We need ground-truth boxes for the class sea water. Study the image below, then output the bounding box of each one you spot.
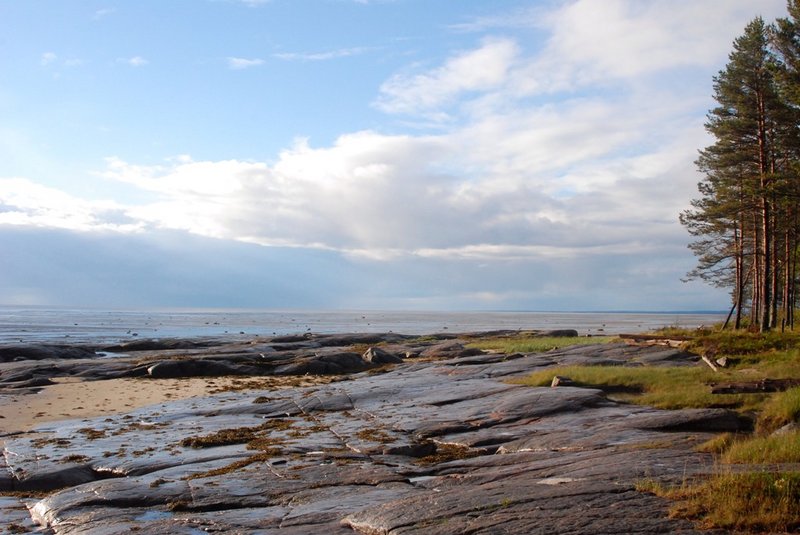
[0,306,726,346]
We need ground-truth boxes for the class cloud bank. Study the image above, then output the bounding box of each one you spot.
[2,0,771,309]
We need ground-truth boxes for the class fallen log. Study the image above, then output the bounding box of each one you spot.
[619,334,689,348]
[700,355,719,372]
[710,378,800,394]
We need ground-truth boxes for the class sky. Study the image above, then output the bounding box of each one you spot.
[0,0,789,311]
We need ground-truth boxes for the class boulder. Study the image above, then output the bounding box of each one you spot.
[542,329,580,337]
[623,408,747,432]
[772,421,800,436]
[101,339,221,352]
[274,352,370,375]
[146,359,244,378]
[0,345,97,362]
[419,341,484,359]
[363,347,403,364]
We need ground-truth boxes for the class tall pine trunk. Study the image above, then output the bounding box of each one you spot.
[757,89,772,332]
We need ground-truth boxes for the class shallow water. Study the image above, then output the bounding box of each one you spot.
[0,306,726,345]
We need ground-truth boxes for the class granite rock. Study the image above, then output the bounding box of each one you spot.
[0,335,732,534]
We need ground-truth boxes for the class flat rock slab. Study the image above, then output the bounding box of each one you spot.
[0,338,737,533]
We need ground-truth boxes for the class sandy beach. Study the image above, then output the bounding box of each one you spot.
[0,375,336,438]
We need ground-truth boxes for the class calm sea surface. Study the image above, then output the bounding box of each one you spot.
[0,307,726,346]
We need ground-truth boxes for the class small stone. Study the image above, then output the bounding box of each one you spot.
[551,376,575,387]
[772,421,800,436]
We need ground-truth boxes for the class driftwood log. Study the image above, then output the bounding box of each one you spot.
[700,355,719,372]
[711,378,800,394]
[619,334,690,348]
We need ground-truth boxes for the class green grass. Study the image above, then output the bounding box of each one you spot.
[513,364,766,410]
[514,327,800,532]
[467,335,614,354]
[695,432,737,454]
[722,430,800,464]
[680,329,800,357]
[641,471,800,532]
[757,386,800,434]
[511,326,800,413]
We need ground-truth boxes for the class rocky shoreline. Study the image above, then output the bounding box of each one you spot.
[0,331,744,534]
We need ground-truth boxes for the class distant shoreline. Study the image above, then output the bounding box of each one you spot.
[0,308,726,346]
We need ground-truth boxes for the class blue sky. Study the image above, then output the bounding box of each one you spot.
[0,0,788,311]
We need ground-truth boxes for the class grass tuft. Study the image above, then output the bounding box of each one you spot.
[695,433,737,455]
[467,335,614,354]
[513,364,763,410]
[722,430,800,464]
[530,326,800,532]
[644,472,800,533]
[684,330,800,356]
[756,386,800,435]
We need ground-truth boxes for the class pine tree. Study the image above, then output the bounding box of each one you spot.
[771,0,800,329]
[683,17,788,332]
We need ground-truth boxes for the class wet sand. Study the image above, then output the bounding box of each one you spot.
[0,375,335,437]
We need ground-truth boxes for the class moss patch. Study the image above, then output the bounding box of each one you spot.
[186,450,284,480]
[415,443,482,465]
[77,428,107,440]
[58,454,90,464]
[209,375,342,395]
[181,418,294,449]
[355,428,394,443]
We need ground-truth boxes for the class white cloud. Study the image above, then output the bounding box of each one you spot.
[41,54,84,70]
[541,1,731,78]
[103,155,260,197]
[119,56,148,67]
[9,18,704,265]
[273,47,371,62]
[448,7,542,33]
[79,104,691,261]
[93,8,115,20]
[7,1,783,273]
[40,52,57,66]
[510,0,788,94]
[374,38,519,118]
[0,178,142,233]
[226,57,265,70]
